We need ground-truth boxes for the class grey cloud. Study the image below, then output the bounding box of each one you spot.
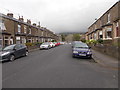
[0,0,118,33]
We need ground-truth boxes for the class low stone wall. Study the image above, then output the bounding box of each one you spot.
[27,45,40,51]
[90,44,120,60]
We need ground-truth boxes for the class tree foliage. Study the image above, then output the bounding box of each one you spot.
[73,34,81,41]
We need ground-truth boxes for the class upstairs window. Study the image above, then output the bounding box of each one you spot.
[107,13,110,23]
[29,28,31,34]
[41,31,43,36]
[116,22,119,37]
[0,21,6,31]
[100,19,102,26]
[24,26,27,34]
[18,24,21,33]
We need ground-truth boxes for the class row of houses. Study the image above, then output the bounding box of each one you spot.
[85,1,120,42]
[0,13,60,47]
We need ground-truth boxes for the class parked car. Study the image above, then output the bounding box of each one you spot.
[72,43,92,58]
[49,42,55,47]
[60,42,65,45]
[40,42,51,50]
[0,44,28,62]
[72,41,83,48]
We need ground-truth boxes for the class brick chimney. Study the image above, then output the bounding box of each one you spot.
[27,19,31,24]
[33,23,36,26]
[37,25,40,28]
[7,13,13,18]
[19,16,24,21]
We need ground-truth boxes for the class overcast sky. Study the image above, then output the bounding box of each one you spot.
[0,0,118,33]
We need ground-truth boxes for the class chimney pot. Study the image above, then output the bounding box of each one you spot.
[27,19,31,24]
[7,13,13,18]
[33,23,36,26]
[19,16,24,21]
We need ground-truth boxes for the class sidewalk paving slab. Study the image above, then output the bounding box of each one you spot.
[92,49,119,69]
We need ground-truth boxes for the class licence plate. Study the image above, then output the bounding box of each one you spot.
[79,54,86,56]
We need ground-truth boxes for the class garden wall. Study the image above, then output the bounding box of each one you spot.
[90,38,120,60]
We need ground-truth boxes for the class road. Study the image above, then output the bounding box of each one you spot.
[2,44,118,88]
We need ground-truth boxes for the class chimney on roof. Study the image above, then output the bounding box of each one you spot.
[19,16,24,22]
[27,19,31,24]
[33,23,36,26]
[7,13,13,18]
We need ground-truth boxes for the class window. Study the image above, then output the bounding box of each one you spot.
[116,22,119,37]
[16,37,21,44]
[100,20,102,26]
[29,28,31,34]
[0,21,6,30]
[24,26,27,34]
[106,28,112,39]
[107,13,110,23]
[41,31,43,36]
[94,33,97,40]
[99,31,103,39]
[18,25,21,33]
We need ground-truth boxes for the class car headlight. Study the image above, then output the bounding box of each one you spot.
[73,51,78,54]
[87,51,92,54]
[1,52,10,56]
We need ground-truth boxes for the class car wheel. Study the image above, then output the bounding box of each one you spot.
[72,55,75,58]
[88,55,92,59]
[25,51,29,56]
[10,55,15,61]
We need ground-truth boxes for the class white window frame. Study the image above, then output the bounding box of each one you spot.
[106,28,112,39]
[29,28,31,34]
[107,13,110,23]
[0,21,6,31]
[24,26,27,34]
[18,25,21,33]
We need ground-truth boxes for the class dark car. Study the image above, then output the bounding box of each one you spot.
[72,41,83,48]
[0,44,28,62]
[72,43,92,58]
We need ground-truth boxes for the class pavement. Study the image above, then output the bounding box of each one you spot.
[2,44,118,88]
[92,49,119,70]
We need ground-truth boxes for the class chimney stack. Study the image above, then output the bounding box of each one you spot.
[33,23,36,26]
[19,16,24,21]
[27,19,31,24]
[7,13,13,18]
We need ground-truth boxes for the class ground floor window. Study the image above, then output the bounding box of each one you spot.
[99,31,103,39]
[22,37,26,44]
[16,37,21,44]
[106,28,112,39]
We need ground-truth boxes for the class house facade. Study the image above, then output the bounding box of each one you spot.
[0,13,59,47]
[86,1,120,42]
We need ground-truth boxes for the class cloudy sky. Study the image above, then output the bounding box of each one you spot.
[0,0,118,33]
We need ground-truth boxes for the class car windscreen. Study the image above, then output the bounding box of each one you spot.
[74,43,89,49]
[3,45,15,51]
[42,43,49,45]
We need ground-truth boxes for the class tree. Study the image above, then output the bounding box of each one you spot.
[73,34,81,41]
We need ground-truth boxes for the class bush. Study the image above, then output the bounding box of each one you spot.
[25,43,34,46]
[97,39,103,44]
[81,39,86,43]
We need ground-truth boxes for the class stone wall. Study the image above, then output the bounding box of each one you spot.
[90,38,120,60]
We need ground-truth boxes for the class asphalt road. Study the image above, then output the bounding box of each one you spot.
[2,44,118,88]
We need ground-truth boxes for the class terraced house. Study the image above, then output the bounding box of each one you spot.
[86,1,120,42]
[0,13,59,47]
